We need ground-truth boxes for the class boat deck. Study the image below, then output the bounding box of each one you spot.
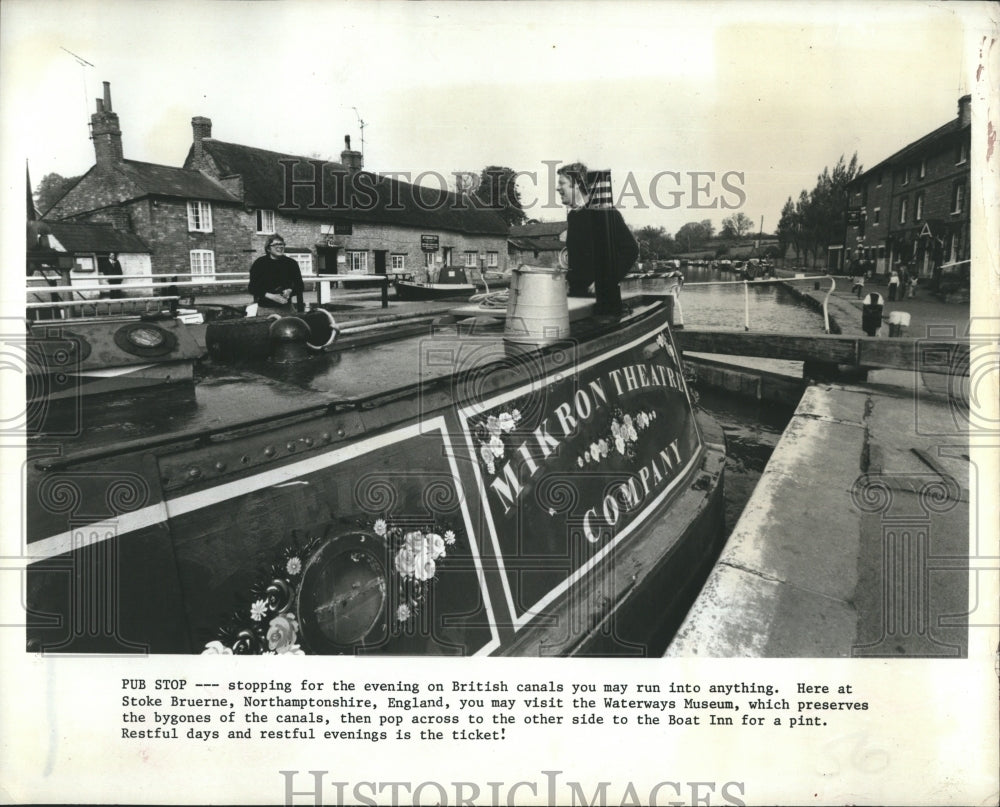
[29,296,666,460]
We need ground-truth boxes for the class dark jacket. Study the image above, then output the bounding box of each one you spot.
[565,207,639,314]
[249,255,305,311]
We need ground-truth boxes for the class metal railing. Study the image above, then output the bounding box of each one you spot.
[25,272,392,318]
[650,274,836,333]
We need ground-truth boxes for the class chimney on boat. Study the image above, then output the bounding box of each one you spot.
[340,135,363,174]
[91,81,123,167]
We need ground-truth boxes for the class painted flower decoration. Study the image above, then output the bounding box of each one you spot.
[373,518,388,537]
[396,604,412,622]
[443,530,456,546]
[202,640,233,655]
[250,599,268,622]
[285,556,302,576]
[266,612,299,652]
[474,406,523,475]
[480,445,496,474]
[582,408,657,466]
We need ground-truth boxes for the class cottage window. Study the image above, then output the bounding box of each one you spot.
[464,251,478,268]
[255,210,275,234]
[187,201,213,232]
[347,250,368,273]
[918,159,926,179]
[956,141,968,165]
[876,172,882,187]
[391,254,406,272]
[915,192,924,221]
[287,250,313,276]
[899,198,907,225]
[901,166,910,186]
[873,207,881,225]
[487,251,498,268]
[190,249,215,278]
[952,183,965,214]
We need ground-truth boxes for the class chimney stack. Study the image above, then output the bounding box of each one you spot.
[340,134,363,174]
[91,81,123,167]
[191,116,213,167]
[958,94,971,128]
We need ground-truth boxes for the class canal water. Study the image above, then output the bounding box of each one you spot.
[628,266,828,534]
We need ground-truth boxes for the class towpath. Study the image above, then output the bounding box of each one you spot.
[668,284,980,658]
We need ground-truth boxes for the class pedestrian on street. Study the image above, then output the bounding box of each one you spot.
[849,254,865,298]
[556,161,639,319]
[248,234,305,314]
[104,252,124,299]
[887,264,901,302]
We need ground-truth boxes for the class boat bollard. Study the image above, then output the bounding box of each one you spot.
[887,310,910,338]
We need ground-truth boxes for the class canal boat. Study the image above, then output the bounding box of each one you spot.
[25,294,726,657]
[394,266,478,301]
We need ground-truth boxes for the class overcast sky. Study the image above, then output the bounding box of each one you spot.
[1,0,988,235]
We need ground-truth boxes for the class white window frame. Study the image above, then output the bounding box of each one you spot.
[286,250,313,276]
[390,254,406,272]
[189,249,215,279]
[347,250,368,273]
[464,251,478,268]
[901,166,910,186]
[486,251,498,268]
[952,183,965,215]
[899,198,907,225]
[873,207,881,225]
[918,159,926,179]
[915,192,924,221]
[187,201,213,232]
[255,209,275,234]
[956,142,968,165]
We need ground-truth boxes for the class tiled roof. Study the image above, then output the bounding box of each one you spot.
[508,221,565,251]
[116,159,239,203]
[853,117,968,184]
[510,221,567,237]
[46,221,149,253]
[195,140,510,236]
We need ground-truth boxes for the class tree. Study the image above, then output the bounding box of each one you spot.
[34,172,80,214]
[674,219,714,252]
[721,212,754,239]
[776,197,800,259]
[467,166,526,227]
[633,225,675,261]
[778,153,861,266]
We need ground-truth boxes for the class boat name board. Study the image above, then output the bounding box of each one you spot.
[460,327,701,623]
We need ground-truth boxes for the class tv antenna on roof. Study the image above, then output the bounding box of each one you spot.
[352,107,366,158]
[61,46,94,137]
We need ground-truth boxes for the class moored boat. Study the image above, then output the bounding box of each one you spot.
[25,294,725,657]
[394,266,477,301]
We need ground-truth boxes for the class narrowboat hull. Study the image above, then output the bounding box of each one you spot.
[394,280,477,301]
[25,298,725,656]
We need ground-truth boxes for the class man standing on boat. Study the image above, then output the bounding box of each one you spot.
[557,162,639,318]
[249,234,305,313]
